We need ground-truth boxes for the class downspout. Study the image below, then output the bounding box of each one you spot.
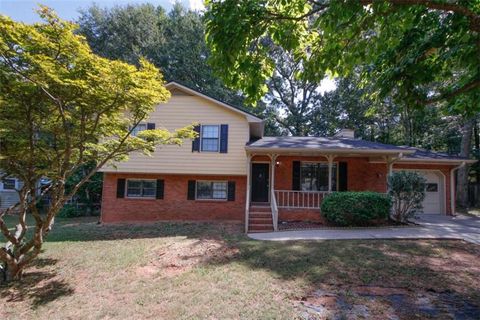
[450,161,466,216]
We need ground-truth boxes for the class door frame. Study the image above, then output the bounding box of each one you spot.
[393,169,446,215]
[250,161,271,203]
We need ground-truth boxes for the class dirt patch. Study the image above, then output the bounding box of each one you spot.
[135,238,239,278]
[296,286,480,320]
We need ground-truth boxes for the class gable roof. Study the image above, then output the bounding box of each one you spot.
[246,136,476,163]
[165,81,263,123]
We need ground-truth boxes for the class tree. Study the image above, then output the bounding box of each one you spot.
[205,0,479,207]
[0,8,195,282]
[388,171,426,222]
[77,3,245,106]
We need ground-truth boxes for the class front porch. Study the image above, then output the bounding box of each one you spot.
[245,153,400,233]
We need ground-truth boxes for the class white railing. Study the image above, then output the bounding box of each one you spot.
[274,190,330,209]
[270,188,278,231]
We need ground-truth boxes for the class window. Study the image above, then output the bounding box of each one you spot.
[196,181,227,200]
[131,123,147,136]
[126,180,156,198]
[2,178,16,190]
[426,183,438,192]
[300,162,337,191]
[201,125,219,152]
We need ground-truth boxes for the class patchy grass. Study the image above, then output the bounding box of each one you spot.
[1,216,479,319]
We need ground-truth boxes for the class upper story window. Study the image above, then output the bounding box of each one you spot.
[300,162,337,191]
[201,125,220,152]
[126,179,156,198]
[131,123,147,137]
[1,178,16,191]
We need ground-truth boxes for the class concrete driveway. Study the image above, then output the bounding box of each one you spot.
[248,214,480,245]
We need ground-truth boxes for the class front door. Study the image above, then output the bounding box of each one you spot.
[251,163,269,202]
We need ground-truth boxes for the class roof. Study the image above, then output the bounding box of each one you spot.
[246,136,476,163]
[165,81,263,123]
[246,136,411,154]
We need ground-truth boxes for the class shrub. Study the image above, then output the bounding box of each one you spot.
[57,204,82,218]
[321,192,391,226]
[388,171,426,222]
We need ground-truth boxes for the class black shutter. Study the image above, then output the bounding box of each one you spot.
[116,179,126,198]
[156,179,164,199]
[192,125,201,152]
[292,161,301,190]
[227,181,235,201]
[220,124,228,153]
[187,180,196,200]
[147,123,156,130]
[339,162,348,191]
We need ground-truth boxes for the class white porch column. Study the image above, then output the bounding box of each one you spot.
[245,153,253,233]
[326,155,336,192]
[386,153,403,192]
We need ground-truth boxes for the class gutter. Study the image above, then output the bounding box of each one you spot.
[244,147,415,155]
[450,161,466,216]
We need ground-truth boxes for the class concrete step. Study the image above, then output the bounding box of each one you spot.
[248,224,274,232]
[249,217,273,223]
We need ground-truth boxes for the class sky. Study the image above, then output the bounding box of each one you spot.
[0,0,204,23]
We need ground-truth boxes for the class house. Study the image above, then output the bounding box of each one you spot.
[100,82,476,232]
[0,177,22,209]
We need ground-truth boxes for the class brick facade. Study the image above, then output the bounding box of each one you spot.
[101,173,246,223]
[101,158,456,224]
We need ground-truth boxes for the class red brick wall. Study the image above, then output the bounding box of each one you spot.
[273,156,388,192]
[101,173,246,223]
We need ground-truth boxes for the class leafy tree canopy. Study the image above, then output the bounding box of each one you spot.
[205,0,479,111]
[0,7,194,282]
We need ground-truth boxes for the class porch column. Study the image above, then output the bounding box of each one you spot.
[386,153,403,192]
[245,153,253,233]
[268,154,279,231]
[326,155,336,192]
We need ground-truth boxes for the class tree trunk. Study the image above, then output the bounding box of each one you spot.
[456,117,475,209]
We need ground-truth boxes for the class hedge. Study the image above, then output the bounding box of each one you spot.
[321,192,391,226]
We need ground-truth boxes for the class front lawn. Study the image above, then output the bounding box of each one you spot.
[1,216,479,319]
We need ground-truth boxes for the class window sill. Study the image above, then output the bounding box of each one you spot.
[194,199,228,202]
[125,197,157,200]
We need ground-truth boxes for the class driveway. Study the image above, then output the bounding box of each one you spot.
[248,214,480,245]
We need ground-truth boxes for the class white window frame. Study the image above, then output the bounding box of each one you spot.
[300,161,339,192]
[125,179,156,199]
[1,178,17,192]
[200,125,220,153]
[195,180,228,201]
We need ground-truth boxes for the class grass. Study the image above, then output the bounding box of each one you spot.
[1,215,479,319]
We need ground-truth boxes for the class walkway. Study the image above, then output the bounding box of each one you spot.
[248,214,480,245]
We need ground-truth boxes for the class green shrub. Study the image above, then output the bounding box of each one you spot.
[57,204,82,218]
[321,192,391,226]
[388,171,426,222]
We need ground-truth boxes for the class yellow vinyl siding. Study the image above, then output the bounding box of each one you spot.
[101,95,250,175]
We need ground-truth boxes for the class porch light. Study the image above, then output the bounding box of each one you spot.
[275,161,281,167]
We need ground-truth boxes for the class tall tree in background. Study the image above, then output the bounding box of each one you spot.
[205,0,479,208]
[78,3,244,106]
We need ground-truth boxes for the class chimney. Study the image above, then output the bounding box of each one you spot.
[333,129,355,139]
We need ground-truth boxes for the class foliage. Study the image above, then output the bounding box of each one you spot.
[0,7,195,282]
[65,163,103,215]
[388,171,427,222]
[57,204,81,218]
[321,192,391,226]
[77,3,245,107]
[204,0,480,111]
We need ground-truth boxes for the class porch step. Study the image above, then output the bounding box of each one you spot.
[249,212,272,218]
[249,217,273,224]
[248,224,274,232]
[249,206,272,212]
[250,202,270,207]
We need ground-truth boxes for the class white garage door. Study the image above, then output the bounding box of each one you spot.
[394,170,445,214]
[421,171,443,214]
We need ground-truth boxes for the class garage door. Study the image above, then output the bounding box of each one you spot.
[394,170,445,214]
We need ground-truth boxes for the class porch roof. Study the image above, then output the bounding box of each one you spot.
[245,136,476,164]
[246,136,412,155]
